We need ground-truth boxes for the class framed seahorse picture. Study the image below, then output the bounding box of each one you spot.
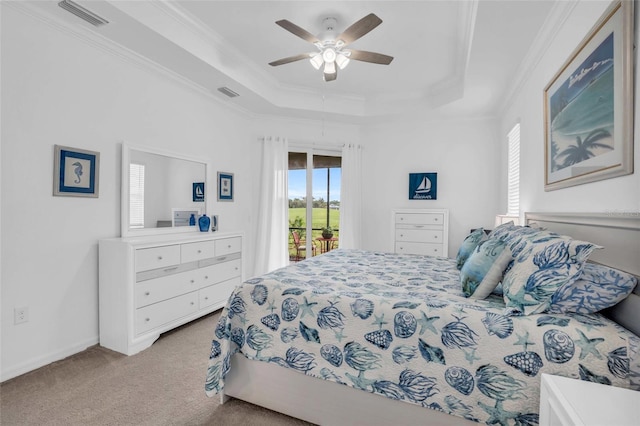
[53,145,100,197]
[543,0,633,191]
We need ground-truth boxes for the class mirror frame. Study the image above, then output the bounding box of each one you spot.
[121,142,211,238]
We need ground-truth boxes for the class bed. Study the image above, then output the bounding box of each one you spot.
[205,212,640,425]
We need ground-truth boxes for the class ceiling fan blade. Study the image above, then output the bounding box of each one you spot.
[269,53,312,67]
[348,49,394,65]
[337,13,382,45]
[276,20,320,44]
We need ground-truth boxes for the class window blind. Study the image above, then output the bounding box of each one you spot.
[129,163,145,228]
[507,123,520,216]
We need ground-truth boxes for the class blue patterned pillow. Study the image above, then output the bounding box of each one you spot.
[487,221,517,241]
[547,263,637,314]
[460,239,512,299]
[456,228,487,270]
[501,232,599,316]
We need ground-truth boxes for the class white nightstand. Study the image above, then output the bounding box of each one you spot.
[539,374,640,426]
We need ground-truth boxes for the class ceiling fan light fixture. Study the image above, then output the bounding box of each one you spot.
[310,53,323,70]
[322,48,337,64]
[323,61,336,75]
[335,53,350,70]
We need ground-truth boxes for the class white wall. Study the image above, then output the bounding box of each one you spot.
[0,5,254,380]
[499,0,640,215]
[6,0,637,383]
[360,116,501,256]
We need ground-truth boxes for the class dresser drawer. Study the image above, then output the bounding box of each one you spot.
[135,269,201,308]
[198,259,242,289]
[396,242,444,256]
[135,292,199,335]
[396,229,443,244]
[395,213,444,226]
[200,277,241,309]
[215,237,242,256]
[135,245,181,272]
[181,240,215,263]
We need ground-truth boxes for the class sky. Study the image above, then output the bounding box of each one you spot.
[288,168,341,202]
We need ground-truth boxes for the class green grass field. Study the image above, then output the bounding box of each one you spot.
[289,208,340,230]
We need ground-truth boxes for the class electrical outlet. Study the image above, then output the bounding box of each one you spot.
[14,307,28,324]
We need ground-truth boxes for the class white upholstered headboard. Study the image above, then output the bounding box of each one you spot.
[524,212,640,336]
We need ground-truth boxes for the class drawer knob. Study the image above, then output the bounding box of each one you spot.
[400,234,404,237]
[434,218,439,221]
[205,296,209,300]
[145,318,150,322]
[205,276,209,279]
[227,245,231,249]
[434,236,438,239]
[190,280,195,284]
[157,256,163,260]
[190,302,195,306]
[197,249,202,253]
[145,292,150,296]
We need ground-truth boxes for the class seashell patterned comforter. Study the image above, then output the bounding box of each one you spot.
[205,249,639,425]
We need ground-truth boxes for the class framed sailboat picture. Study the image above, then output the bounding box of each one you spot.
[543,0,633,191]
[409,172,437,200]
[192,182,205,202]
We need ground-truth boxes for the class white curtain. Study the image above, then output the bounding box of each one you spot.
[338,143,363,249]
[254,136,289,276]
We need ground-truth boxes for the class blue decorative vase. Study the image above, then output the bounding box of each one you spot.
[189,214,196,226]
[198,214,210,232]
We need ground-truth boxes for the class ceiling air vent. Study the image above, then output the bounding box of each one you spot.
[217,87,240,98]
[58,0,109,27]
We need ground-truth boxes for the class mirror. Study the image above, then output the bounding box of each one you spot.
[121,143,208,237]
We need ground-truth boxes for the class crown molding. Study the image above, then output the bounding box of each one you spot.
[497,0,578,116]
[5,1,253,118]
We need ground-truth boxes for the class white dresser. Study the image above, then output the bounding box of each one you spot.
[392,209,449,257]
[99,232,242,355]
[539,374,639,426]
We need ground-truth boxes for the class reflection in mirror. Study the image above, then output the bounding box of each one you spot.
[122,144,207,237]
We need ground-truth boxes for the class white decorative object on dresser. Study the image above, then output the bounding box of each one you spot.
[99,232,242,355]
[392,209,449,257]
[539,374,640,426]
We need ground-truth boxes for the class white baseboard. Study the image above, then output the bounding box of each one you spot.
[0,336,99,383]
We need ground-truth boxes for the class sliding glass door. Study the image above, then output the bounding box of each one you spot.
[288,150,341,261]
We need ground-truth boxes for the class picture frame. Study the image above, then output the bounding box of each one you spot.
[192,182,205,202]
[543,0,634,191]
[53,145,100,197]
[217,172,234,201]
[409,172,437,200]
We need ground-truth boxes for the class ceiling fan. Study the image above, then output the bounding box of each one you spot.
[269,13,394,82]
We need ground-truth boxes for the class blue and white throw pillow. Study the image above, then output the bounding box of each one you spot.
[547,263,637,314]
[501,231,599,316]
[487,221,516,241]
[455,228,487,270]
[460,238,512,299]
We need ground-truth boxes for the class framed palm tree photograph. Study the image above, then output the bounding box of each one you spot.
[543,0,633,191]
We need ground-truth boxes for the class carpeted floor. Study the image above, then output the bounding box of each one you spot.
[0,311,313,426]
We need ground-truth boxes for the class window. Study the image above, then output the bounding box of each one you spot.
[507,123,520,216]
[129,163,145,229]
[288,151,341,260]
